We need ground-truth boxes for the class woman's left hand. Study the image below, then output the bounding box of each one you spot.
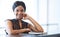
[23,13,30,20]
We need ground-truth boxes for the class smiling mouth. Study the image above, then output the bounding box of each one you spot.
[17,14,23,18]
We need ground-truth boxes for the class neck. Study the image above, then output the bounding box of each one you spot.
[16,18,22,22]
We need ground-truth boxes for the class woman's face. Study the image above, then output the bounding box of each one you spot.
[14,6,25,20]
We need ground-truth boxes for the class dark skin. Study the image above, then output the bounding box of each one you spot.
[6,6,44,35]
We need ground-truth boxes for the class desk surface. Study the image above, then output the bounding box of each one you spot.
[0,34,60,37]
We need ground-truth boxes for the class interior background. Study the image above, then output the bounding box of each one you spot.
[0,0,60,35]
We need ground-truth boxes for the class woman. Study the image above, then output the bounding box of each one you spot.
[6,1,44,35]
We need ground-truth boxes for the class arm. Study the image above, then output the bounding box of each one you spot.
[28,16,44,32]
[6,20,31,35]
[28,24,38,32]
[23,14,44,32]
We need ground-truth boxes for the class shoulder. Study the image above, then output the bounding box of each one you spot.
[5,19,12,25]
[5,19,12,23]
[6,19,16,22]
[5,19,13,30]
[5,19,16,25]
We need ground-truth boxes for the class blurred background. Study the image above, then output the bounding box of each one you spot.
[0,0,60,35]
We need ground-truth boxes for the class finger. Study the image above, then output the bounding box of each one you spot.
[23,14,27,17]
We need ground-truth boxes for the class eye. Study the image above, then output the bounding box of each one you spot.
[20,9,24,12]
[16,10,19,12]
